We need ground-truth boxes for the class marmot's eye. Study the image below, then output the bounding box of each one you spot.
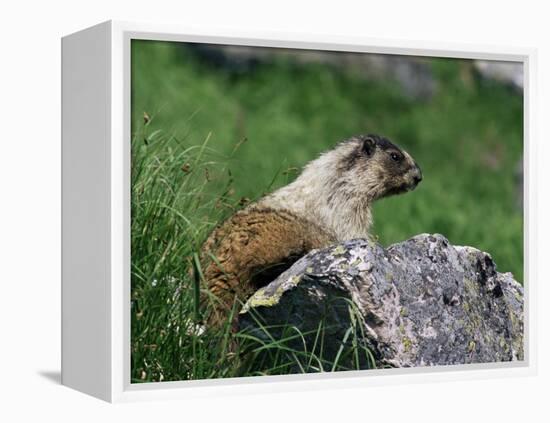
[390,152,402,162]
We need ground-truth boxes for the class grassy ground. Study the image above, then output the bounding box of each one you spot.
[130,40,523,383]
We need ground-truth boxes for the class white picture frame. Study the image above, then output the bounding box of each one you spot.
[61,20,537,403]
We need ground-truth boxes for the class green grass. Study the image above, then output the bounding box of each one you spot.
[130,40,523,382]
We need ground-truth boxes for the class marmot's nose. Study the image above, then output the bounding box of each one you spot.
[412,165,423,185]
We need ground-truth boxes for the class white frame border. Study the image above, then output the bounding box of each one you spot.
[107,20,536,403]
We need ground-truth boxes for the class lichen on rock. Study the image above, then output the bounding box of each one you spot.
[238,234,524,370]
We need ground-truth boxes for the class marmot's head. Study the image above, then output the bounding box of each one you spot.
[261,133,422,240]
[334,134,422,201]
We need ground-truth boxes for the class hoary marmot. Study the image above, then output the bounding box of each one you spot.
[197,134,422,328]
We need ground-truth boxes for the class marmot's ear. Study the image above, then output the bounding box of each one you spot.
[362,137,376,156]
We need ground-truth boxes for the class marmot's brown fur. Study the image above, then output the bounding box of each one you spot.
[198,134,422,328]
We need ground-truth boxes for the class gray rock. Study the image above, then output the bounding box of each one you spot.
[187,44,437,101]
[474,60,523,92]
[238,234,523,370]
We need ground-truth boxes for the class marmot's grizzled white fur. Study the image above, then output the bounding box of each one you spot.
[199,134,422,327]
